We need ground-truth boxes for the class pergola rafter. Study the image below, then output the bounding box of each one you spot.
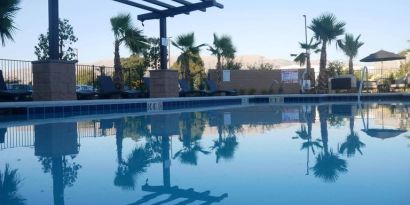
[113,0,224,70]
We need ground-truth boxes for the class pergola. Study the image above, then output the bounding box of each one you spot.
[47,0,224,70]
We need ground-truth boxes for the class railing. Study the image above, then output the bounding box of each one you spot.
[0,59,142,90]
[354,68,401,81]
[0,122,117,150]
[0,59,33,91]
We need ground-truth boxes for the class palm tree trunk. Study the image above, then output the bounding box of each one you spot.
[186,60,191,86]
[306,54,312,80]
[350,115,354,136]
[113,40,123,91]
[216,55,222,88]
[318,41,328,91]
[348,57,354,75]
[115,119,124,164]
[318,105,329,154]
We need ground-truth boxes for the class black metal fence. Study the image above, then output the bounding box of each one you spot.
[0,59,33,91]
[0,59,143,91]
[353,68,402,82]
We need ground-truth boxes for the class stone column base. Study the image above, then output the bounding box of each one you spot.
[32,60,77,101]
[150,70,179,98]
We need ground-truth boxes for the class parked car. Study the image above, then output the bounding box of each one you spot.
[76,85,95,92]
[6,84,32,91]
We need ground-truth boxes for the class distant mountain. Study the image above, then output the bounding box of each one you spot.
[85,55,295,70]
[85,53,408,71]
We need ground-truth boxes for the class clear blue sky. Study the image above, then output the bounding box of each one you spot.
[1,0,409,63]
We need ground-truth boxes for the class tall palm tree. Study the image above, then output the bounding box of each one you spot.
[0,164,25,205]
[110,14,147,90]
[313,105,348,183]
[172,33,205,84]
[337,34,364,75]
[0,0,20,46]
[309,13,346,90]
[208,33,236,86]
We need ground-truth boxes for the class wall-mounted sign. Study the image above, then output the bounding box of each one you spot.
[223,70,231,82]
[281,70,299,84]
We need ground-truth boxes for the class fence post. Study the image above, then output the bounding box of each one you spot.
[128,69,131,88]
[92,65,95,89]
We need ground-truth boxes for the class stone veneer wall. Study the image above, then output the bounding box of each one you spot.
[32,60,77,101]
[149,70,179,98]
[208,69,315,94]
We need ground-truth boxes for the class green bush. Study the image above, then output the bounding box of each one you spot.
[239,89,246,95]
[248,88,256,95]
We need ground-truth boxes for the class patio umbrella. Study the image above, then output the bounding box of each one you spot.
[360,104,407,139]
[360,50,406,77]
[361,128,406,139]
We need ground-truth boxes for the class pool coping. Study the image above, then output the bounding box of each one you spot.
[1,92,410,109]
[1,93,410,123]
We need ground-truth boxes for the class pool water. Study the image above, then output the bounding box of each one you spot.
[0,103,409,205]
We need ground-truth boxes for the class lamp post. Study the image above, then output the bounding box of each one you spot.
[302,15,309,93]
[168,37,173,69]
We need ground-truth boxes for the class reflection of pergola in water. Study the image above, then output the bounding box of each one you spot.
[129,114,228,205]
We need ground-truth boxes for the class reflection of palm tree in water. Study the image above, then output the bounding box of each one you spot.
[313,105,348,183]
[294,106,322,175]
[211,125,240,163]
[339,115,365,157]
[174,113,209,165]
[113,118,160,190]
[0,164,26,205]
[114,145,155,190]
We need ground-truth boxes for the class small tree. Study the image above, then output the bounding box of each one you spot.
[224,60,242,70]
[121,54,146,89]
[328,61,345,77]
[34,19,78,60]
[143,38,160,70]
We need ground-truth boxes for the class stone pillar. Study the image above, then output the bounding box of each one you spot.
[150,70,179,98]
[32,60,76,101]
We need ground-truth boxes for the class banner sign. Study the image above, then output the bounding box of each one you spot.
[281,70,299,84]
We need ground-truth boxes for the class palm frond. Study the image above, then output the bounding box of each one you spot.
[0,0,21,46]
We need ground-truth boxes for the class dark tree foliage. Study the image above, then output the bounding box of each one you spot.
[34,19,78,61]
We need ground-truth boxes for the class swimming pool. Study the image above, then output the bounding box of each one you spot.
[0,102,409,205]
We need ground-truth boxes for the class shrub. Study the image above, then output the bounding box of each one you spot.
[248,88,256,95]
[239,89,246,95]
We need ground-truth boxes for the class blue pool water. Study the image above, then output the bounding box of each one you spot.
[0,103,409,205]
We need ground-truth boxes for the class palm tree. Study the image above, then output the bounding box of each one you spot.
[211,125,239,163]
[313,105,348,183]
[173,112,209,165]
[110,14,147,90]
[337,34,364,75]
[0,0,20,46]
[114,145,153,190]
[339,115,365,157]
[0,164,25,205]
[172,33,205,84]
[294,38,321,69]
[309,13,346,90]
[208,33,236,86]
